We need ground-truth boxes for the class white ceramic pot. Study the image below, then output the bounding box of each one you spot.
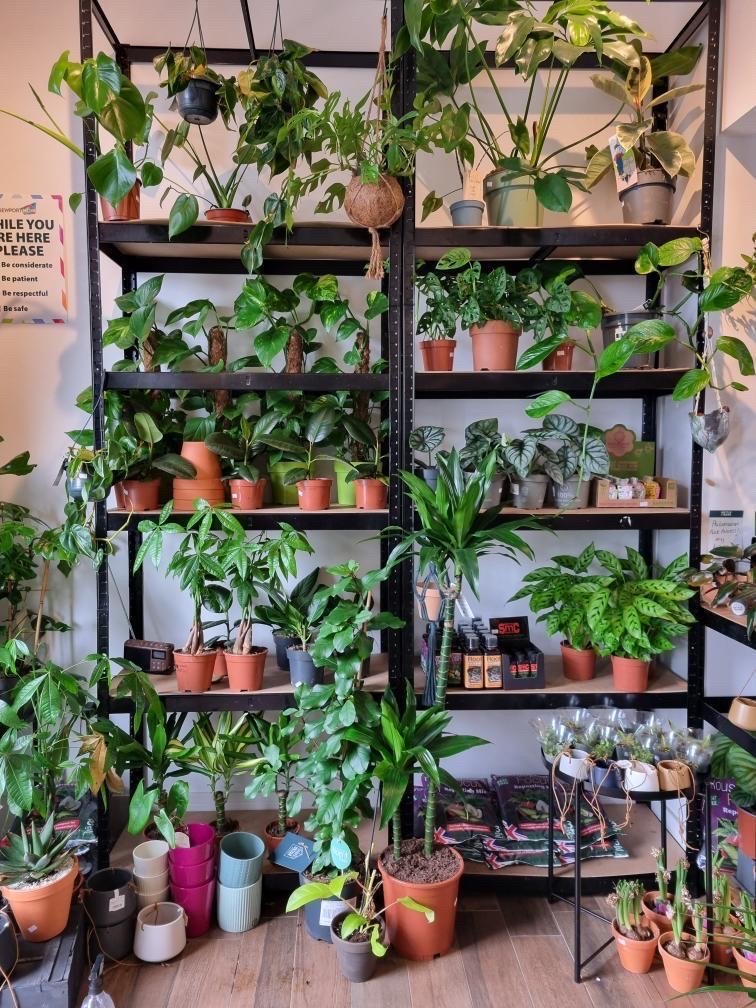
[559,748,590,780]
[217,878,262,933]
[136,886,170,910]
[133,902,187,962]
[133,870,169,896]
[133,840,169,876]
[619,759,659,792]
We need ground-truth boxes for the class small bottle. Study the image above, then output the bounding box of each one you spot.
[448,633,463,687]
[81,955,115,1008]
[462,632,484,689]
[482,633,503,689]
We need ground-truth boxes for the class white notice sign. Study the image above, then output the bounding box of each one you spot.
[0,194,68,324]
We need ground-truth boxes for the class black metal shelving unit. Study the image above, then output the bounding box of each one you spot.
[78,0,725,905]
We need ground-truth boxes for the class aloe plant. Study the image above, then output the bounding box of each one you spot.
[0,815,73,886]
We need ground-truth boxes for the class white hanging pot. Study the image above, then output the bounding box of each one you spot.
[559,748,590,780]
[133,902,187,962]
[618,759,659,792]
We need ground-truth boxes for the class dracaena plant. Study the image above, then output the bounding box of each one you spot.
[510,544,613,651]
[586,43,703,188]
[244,710,305,839]
[585,548,695,661]
[254,567,321,640]
[403,0,647,218]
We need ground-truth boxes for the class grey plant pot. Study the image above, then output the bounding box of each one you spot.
[450,199,485,227]
[483,169,542,227]
[176,78,220,126]
[510,474,549,509]
[217,878,262,933]
[65,473,89,501]
[481,473,505,509]
[619,168,674,225]
[299,874,359,943]
[83,867,137,926]
[601,311,662,369]
[422,467,439,491]
[0,910,17,977]
[88,916,135,962]
[287,648,324,686]
[273,634,297,671]
[331,910,383,982]
[219,832,266,888]
[550,476,591,510]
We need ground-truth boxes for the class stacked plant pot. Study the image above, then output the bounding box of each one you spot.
[133,902,187,963]
[168,824,217,938]
[83,867,137,962]
[173,442,225,511]
[132,840,170,910]
[217,833,265,933]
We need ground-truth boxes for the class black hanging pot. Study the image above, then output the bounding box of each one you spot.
[88,917,136,962]
[0,908,17,977]
[177,78,219,125]
[83,867,136,927]
[690,407,730,452]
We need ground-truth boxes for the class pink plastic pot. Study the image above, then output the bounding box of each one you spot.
[168,852,215,888]
[170,877,215,938]
[168,823,216,867]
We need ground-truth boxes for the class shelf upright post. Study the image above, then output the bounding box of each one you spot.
[388,0,416,840]
[79,0,111,869]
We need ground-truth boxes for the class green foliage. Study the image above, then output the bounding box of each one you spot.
[0,815,73,886]
[244,711,305,836]
[518,413,610,484]
[711,732,756,812]
[408,426,445,469]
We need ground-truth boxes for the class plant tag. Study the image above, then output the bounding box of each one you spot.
[268,832,315,872]
[109,892,126,913]
[463,169,484,201]
[329,837,352,870]
[318,898,354,928]
[608,135,638,192]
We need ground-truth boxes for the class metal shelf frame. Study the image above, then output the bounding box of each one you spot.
[78,0,720,892]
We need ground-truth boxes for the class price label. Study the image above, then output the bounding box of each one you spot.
[463,169,485,201]
[608,136,638,193]
[329,837,352,870]
[109,892,126,913]
[318,898,354,927]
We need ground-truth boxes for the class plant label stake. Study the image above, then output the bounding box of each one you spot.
[609,135,638,192]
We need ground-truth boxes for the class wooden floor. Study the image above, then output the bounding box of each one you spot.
[96,888,749,1008]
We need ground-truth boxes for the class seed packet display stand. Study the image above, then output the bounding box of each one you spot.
[545,754,698,984]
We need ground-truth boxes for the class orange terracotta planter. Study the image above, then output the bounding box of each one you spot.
[611,919,659,973]
[419,339,456,371]
[296,478,332,511]
[226,647,267,692]
[172,477,225,511]
[560,642,596,681]
[1,859,76,942]
[658,931,709,993]
[212,648,227,683]
[470,321,520,371]
[543,341,575,371]
[116,478,161,511]
[180,442,221,479]
[378,846,464,961]
[264,819,301,854]
[611,655,650,692]
[174,651,215,693]
[733,946,756,988]
[204,208,251,224]
[709,928,735,974]
[354,479,388,509]
[229,478,266,510]
[100,183,140,221]
[641,891,672,934]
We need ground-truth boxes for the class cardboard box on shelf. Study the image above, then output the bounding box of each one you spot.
[593,476,678,509]
[604,424,656,478]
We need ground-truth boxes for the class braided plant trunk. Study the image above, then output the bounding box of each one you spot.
[208,325,230,415]
[277,789,288,836]
[213,790,226,834]
[351,329,371,462]
[285,327,305,374]
[232,616,254,654]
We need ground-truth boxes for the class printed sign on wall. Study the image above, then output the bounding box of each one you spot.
[0,194,67,324]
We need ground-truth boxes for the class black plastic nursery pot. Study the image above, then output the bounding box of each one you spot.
[87,916,135,962]
[299,873,359,943]
[176,77,219,125]
[273,634,297,671]
[83,868,136,927]
[331,911,383,982]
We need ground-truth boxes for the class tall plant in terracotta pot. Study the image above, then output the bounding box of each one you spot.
[658,868,709,993]
[586,548,695,691]
[133,501,229,692]
[607,879,659,974]
[206,406,279,511]
[244,711,304,852]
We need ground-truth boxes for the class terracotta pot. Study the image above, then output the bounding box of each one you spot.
[657,759,694,793]
[354,479,388,509]
[100,182,140,222]
[419,339,456,372]
[212,648,227,683]
[737,805,756,859]
[612,919,659,973]
[117,478,161,511]
[709,927,735,974]
[658,931,709,993]
[174,651,215,692]
[172,477,225,510]
[611,655,650,692]
[204,208,251,224]
[263,819,300,854]
[1,858,76,942]
[642,891,672,933]
[729,696,756,732]
[179,442,221,479]
[229,478,266,510]
[296,478,332,511]
[560,642,596,681]
[225,648,267,691]
[543,341,575,371]
[469,321,520,371]
[378,846,464,961]
[733,946,756,988]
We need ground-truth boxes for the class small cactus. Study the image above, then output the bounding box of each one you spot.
[0,815,72,886]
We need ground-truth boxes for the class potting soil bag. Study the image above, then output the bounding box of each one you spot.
[413,778,506,862]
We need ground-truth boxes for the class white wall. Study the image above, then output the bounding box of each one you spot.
[0,1,752,815]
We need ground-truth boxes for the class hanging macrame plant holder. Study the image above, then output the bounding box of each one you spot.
[344,11,405,279]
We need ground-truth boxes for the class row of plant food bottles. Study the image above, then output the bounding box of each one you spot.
[421,616,544,690]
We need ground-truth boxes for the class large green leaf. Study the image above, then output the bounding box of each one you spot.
[655,237,702,266]
[585,145,613,189]
[524,390,572,418]
[87,147,136,206]
[168,194,199,239]
[700,267,753,312]
[81,54,121,114]
[590,73,630,106]
[672,368,710,401]
[717,336,754,376]
[534,172,572,213]
[254,323,289,368]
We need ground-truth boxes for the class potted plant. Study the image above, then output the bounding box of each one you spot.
[244,711,304,852]
[711,733,756,864]
[408,425,445,490]
[658,872,709,993]
[1,50,158,218]
[510,544,611,681]
[206,408,280,511]
[407,1,646,226]
[286,864,433,982]
[0,815,77,942]
[501,429,562,509]
[344,683,486,960]
[260,404,338,511]
[458,418,507,509]
[586,548,695,691]
[255,568,320,672]
[154,41,234,127]
[731,891,756,987]
[607,879,659,973]
[341,422,389,510]
[534,413,611,509]
[586,44,703,224]
[168,713,261,835]
[133,502,229,691]
[415,259,460,371]
[709,854,736,974]
[685,543,756,638]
